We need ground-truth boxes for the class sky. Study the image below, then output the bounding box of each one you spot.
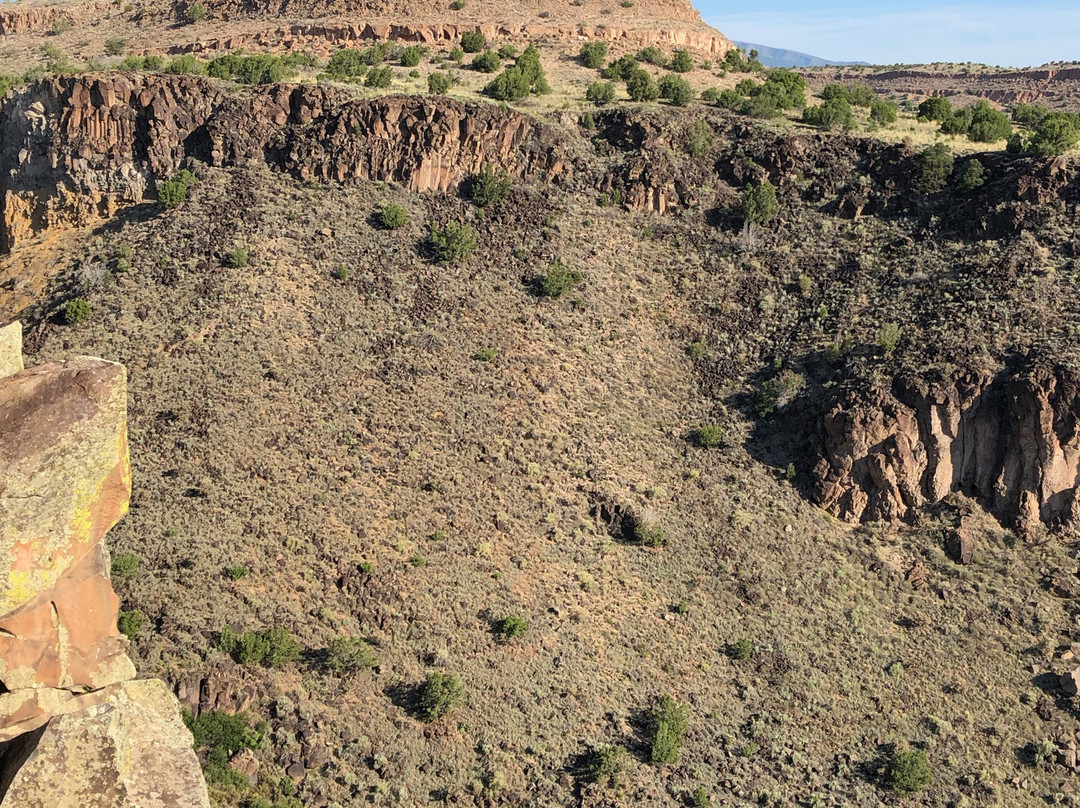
[700,1,1080,67]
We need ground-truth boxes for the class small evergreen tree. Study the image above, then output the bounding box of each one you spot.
[586,80,615,106]
[579,42,608,69]
[739,182,779,227]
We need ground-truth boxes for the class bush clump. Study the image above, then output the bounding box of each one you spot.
[939,100,1012,143]
[603,54,639,81]
[63,298,92,325]
[427,71,452,94]
[325,636,380,674]
[468,166,512,207]
[669,49,693,73]
[957,159,986,190]
[208,53,295,85]
[647,694,689,765]
[483,44,550,101]
[378,202,409,229]
[365,65,393,88]
[729,637,753,660]
[636,46,666,66]
[460,31,486,53]
[494,614,528,639]
[579,42,608,69]
[585,80,615,106]
[472,50,501,73]
[625,68,659,102]
[223,246,248,268]
[164,55,207,76]
[694,425,724,449]
[1029,111,1080,156]
[658,73,694,106]
[802,97,853,130]
[157,169,197,209]
[887,749,932,795]
[538,261,582,299]
[218,625,302,668]
[915,143,954,193]
[117,609,146,641]
[184,709,264,784]
[419,671,465,720]
[739,182,779,228]
[110,551,141,580]
[918,96,953,121]
[400,45,424,67]
[429,221,478,264]
[583,745,625,787]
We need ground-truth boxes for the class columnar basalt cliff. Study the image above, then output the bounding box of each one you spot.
[0,320,208,807]
[812,360,1080,536]
[0,75,585,251]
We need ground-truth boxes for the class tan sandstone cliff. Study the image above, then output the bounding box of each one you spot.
[0,319,209,807]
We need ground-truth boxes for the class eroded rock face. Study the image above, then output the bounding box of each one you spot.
[813,360,1080,536]
[0,76,582,250]
[0,323,209,807]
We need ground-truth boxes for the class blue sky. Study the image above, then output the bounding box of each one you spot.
[700,1,1079,67]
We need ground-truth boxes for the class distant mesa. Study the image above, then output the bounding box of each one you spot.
[730,40,869,68]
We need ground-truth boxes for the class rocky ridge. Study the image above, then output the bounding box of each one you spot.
[0,320,208,807]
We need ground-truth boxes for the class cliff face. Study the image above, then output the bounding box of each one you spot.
[813,361,1080,536]
[0,320,208,807]
[0,75,582,251]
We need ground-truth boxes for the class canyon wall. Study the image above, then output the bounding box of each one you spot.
[813,360,1080,536]
[0,320,209,807]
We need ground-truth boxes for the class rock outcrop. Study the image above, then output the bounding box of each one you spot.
[0,322,209,806]
[813,360,1080,536]
[0,75,583,250]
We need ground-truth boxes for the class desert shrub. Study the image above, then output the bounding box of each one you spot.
[633,516,665,548]
[625,68,659,102]
[918,95,952,121]
[729,637,753,660]
[450,0,465,8]
[636,46,666,66]
[326,48,368,79]
[379,202,409,229]
[669,49,693,73]
[185,710,263,764]
[460,31,486,53]
[110,551,141,580]
[603,54,638,80]
[365,66,393,87]
[63,298,92,325]
[888,749,932,795]
[185,1,207,23]
[691,787,710,808]
[219,625,301,668]
[117,609,145,641]
[494,614,528,639]
[104,38,128,56]
[400,45,423,67]
[164,55,207,75]
[408,68,420,78]
[916,143,954,193]
[684,118,713,156]
[583,745,625,787]
[473,348,496,362]
[802,97,853,129]
[716,88,742,110]
[427,71,452,94]
[658,74,694,106]
[224,563,249,580]
[755,369,806,416]
[538,261,582,298]
[942,100,1011,142]
[869,97,898,124]
[579,42,608,69]
[700,87,720,103]
[647,694,689,765]
[585,80,615,106]
[332,265,349,281]
[429,221,477,264]
[879,322,902,356]
[483,45,550,99]
[157,169,197,208]
[1012,102,1049,126]
[497,44,518,59]
[223,246,248,268]
[694,425,723,449]
[325,636,379,674]
[739,182,779,227]
[419,671,465,720]
[845,82,876,106]
[958,158,986,190]
[448,46,464,62]
[472,50,501,73]
[468,166,512,207]
[209,53,295,85]
[144,54,165,70]
[1029,111,1080,156]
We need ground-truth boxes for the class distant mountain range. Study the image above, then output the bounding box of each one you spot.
[731,41,870,68]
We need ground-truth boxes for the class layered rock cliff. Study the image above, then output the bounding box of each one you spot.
[0,320,209,806]
[812,360,1080,537]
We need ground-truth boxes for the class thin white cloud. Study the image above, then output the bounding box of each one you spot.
[707,5,1080,66]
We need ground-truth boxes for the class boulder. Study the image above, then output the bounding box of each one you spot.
[0,323,21,378]
[944,526,974,565]
[1061,668,1080,696]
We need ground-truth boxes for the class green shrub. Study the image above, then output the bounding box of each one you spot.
[691,786,710,808]
[636,46,666,66]
[209,53,295,85]
[579,42,608,69]
[223,246,248,268]
[365,66,393,87]
[716,88,742,110]
[483,44,550,100]
[1012,102,1049,126]
[472,50,501,73]
[117,609,146,641]
[658,73,694,106]
[625,68,659,102]
[450,0,465,8]
[739,182,779,227]
[185,710,263,761]
[460,31,486,53]
[1030,111,1080,156]
[473,348,496,362]
[940,100,1012,142]
[538,261,582,299]
[755,369,806,417]
[633,517,665,548]
[449,46,464,62]
[325,636,379,674]
[184,1,207,23]
[110,552,140,580]
[915,143,953,193]
[429,221,478,264]
[583,745,625,787]
[468,166,512,207]
[802,97,854,129]
[958,158,985,191]
[428,71,452,94]
[887,749,932,795]
[400,45,423,67]
[224,563,249,580]
[918,95,952,121]
[63,298,93,325]
[879,322,902,356]
[419,671,465,720]
[332,265,349,281]
[647,694,689,765]
[104,38,128,56]
[869,97,898,125]
[494,614,528,639]
[326,48,371,79]
[685,118,713,156]
[219,625,301,668]
[379,202,409,229]
[603,54,638,81]
[729,637,753,660]
[694,425,723,449]
[700,87,720,103]
[669,49,693,73]
[585,80,615,106]
[165,55,207,75]
[497,44,518,59]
